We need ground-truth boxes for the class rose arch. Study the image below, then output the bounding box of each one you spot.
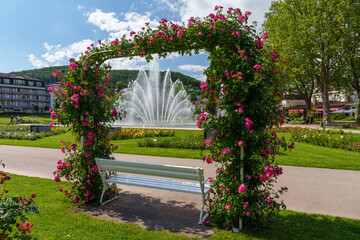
[49,6,293,229]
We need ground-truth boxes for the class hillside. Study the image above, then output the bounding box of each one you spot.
[10,66,201,89]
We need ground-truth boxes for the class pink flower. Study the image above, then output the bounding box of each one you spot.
[262,32,268,40]
[246,175,252,180]
[140,50,146,55]
[271,51,279,59]
[245,211,251,216]
[87,131,95,140]
[118,51,123,56]
[253,64,263,72]
[238,141,244,147]
[50,111,57,119]
[54,176,61,182]
[266,198,272,204]
[82,121,89,127]
[83,67,87,71]
[73,195,80,203]
[68,62,78,71]
[225,204,231,210]
[205,155,213,164]
[244,55,248,60]
[200,81,208,91]
[226,147,231,154]
[243,202,249,208]
[259,174,267,182]
[112,109,118,117]
[238,184,247,193]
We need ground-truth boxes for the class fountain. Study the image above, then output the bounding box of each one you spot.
[114,58,196,127]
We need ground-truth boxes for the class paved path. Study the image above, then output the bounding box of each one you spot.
[1,145,359,220]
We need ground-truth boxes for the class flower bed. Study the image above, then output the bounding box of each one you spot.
[137,135,205,149]
[273,127,360,153]
[110,128,175,140]
[0,125,66,140]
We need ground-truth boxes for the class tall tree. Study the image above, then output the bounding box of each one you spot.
[264,0,360,125]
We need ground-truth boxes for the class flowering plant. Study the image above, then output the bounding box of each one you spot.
[0,161,38,239]
[50,5,292,229]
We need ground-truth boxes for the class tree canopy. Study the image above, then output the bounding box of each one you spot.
[264,0,360,125]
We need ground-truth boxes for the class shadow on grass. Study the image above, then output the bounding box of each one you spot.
[81,191,213,238]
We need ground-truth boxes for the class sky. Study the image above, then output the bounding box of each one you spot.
[0,0,272,81]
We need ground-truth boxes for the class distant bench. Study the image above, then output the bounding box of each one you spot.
[95,158,210,224]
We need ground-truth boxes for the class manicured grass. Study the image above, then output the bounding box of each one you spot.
[277,133,360,171]
[0,116,53,124]
[3,174,360,240]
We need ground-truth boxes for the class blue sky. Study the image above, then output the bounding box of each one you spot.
[0,0,272,81]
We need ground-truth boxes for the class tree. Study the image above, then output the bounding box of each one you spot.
[346,55,360,124]
[33,105,39,113]
[264,0,360,126]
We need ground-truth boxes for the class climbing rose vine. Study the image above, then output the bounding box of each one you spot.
[50,5,292,229]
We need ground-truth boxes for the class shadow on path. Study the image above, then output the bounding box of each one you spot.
[81,191,213,238]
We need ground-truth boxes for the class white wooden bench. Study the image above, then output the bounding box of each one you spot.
[95,158,210,224]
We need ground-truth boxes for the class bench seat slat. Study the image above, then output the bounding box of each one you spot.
[98,164,201,181]
[105,175,210,195]
[96,158,200,174]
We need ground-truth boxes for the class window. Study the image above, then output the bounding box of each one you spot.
[28,81,34,86]
[16,80,25,85]
[3,78,10,84]
[36,82,41,87]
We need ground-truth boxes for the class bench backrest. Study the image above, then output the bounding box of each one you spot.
[95,158,204,182]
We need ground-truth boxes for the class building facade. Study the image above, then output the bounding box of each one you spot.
[0,73,50,112]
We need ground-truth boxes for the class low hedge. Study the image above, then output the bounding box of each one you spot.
[273,127,360,153]
[0,125,66,140]
[110,128,175,140]
[137,135,206,150]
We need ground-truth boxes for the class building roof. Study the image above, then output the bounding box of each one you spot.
[0,73,42,81]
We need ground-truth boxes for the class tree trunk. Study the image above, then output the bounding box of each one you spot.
[322,81,332,126]
[356,91,360,126]
[304,97,312,113]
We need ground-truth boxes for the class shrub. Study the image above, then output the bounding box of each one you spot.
[0,161,39,239]
[0,125,67,141]
[110,128,174,140]
[137,135,206,149]
[272,127,360,153]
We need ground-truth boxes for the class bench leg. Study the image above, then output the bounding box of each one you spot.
[198,193,209,224]
[100,182,107,205]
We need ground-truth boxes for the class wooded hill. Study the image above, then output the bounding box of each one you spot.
[10,66,201,90]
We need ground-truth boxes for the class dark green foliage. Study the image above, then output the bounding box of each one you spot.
[137,135,206,150]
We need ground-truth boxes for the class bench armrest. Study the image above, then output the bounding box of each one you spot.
[202,177,210,185]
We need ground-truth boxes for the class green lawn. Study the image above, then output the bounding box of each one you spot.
[3,174,360,240]
[0,116,53,124]
[277,133,360,171]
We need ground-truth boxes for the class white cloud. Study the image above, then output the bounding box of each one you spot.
[27,40,93,68]
[159,0,180,13]
[86,9,158,39]
[77,4,84,10]
[27,54,49,68]
[106,57,147,70]
[177,0,271,29]
[178,64,207,72]
[191,74,207,82]
[41,40,93,63]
